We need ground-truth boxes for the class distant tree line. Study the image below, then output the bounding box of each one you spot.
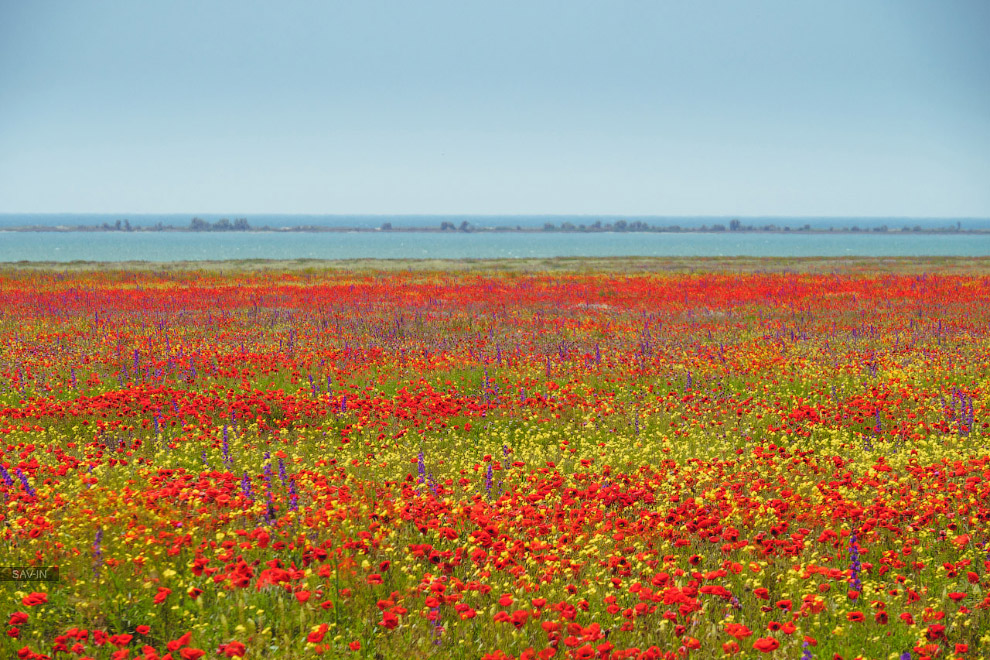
[100,219,134,231]
[8,217,976,234]
[526,220,938,233]
[188,217,251,231]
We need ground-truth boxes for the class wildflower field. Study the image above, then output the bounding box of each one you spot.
[1,259,989,660]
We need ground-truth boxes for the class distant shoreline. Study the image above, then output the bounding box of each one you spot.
[3,219,988,235]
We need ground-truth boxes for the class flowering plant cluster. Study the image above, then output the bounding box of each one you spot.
[0,264,988,659]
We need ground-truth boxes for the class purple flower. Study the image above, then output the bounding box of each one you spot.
[288,477,299,511]
[93,528,104,576]
[222,426,231,465]
[241,472,253,500]
[15,468,35,497]
[849,534,862,593]
[484,463,494,499]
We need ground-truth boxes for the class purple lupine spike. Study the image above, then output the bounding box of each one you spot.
[417,451,427,484]
[93,528,104,576]
[288,477,298,511]
[278,458,288,486]
[0,465,14,487]
[222,426,231,465]
[309,374,317,398]
[431,606,443,645]
[15,469,35,497]
[241,472,253,500]
[849,534,862,593]
[341,395,347,413]
[263,458,274,519]
[485,463,494,499]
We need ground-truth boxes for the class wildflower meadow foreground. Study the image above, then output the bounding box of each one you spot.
[1,260,988,660]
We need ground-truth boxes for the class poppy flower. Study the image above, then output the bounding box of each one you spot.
[573,645,595,660]
[221,641,246,658]
[753,638,780,653]
[167,632,193,651]
[724,623,752,639]
[22,593,48,607]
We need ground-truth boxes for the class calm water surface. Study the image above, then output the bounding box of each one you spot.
[1,231,989,262]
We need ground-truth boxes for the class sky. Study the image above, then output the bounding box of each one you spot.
[0,1,988,217]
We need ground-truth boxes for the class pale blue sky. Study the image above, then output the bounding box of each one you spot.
[1,1,988,216]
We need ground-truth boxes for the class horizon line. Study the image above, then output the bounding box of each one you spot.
[2,212,989,220]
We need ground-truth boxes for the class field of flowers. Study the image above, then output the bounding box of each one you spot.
[1,261,988,660]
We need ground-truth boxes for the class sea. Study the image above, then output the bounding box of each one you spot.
[1,215,989,262]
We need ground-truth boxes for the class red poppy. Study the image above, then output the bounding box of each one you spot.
[753,638,780,653]
[221,641,246,658]
[724,623,753,640]
[22,593,48,607]
[167,632,193,651]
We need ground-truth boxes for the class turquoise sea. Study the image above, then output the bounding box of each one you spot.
[1,229,989,262]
